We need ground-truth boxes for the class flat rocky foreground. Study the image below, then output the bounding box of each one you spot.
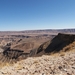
[0,50,75,75]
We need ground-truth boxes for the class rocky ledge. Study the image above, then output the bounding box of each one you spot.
[0,50,75,75]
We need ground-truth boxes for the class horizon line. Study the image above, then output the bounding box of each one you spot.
[0,28,75,32]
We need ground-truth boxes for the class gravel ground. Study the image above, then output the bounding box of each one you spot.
[0,50,75,75]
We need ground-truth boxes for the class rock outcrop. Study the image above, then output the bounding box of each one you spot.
[34,33,75,56]
[0,46,30,64]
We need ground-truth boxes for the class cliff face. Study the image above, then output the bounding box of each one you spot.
[35,33,75,55]
[0,33,75,64]
[0,47,30,64]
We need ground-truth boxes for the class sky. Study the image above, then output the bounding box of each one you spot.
[0,0,75,31]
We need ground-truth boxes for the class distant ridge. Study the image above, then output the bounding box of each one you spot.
[0,29,75,35]
[0,28,75,32]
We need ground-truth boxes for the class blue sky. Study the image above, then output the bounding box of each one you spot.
[0,0,75,31]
